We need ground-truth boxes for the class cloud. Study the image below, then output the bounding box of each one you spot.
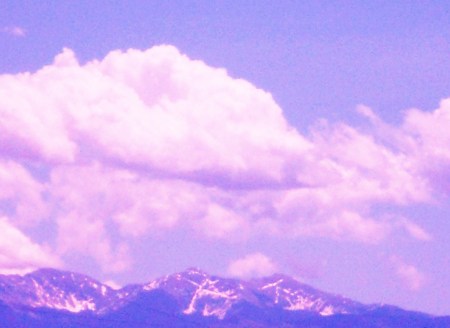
[401,99,450,194]
[390,256,426,291]
[2,26,26,37]
[0,216,60,274]
[198,204,248,238]
[0,160,48,226]
[0,45,445,274]
[227,253,277,278]
[397,218,432,241]
[0,46,309,182]
[56,210,131,273]
[357,99,450,197]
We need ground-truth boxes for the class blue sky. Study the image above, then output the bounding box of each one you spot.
[1,1,450,315]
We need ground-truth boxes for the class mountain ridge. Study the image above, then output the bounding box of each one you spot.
[0,267,448,327]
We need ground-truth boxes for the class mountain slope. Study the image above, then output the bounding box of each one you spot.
[0,268,448,327]
[139,268,367,318]
[0,268,115,313]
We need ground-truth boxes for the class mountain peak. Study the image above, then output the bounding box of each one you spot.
[0,267,446,328]
[181,267,208,276]
[0,268,114,313]
[257,272,296,283]
[28,267,82,279]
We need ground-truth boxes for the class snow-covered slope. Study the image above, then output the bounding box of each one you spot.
[0,268,115,313]
[0,267,365,318]
[0,267,429,323]
[0,268,447,328]
[254,273,366,315]
[139,268,367,319]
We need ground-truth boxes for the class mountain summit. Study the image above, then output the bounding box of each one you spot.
[0,268,448,327]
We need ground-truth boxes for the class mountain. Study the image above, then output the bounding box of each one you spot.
[0,267,448,327]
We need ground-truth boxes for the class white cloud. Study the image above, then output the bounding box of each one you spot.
[227,253,277,278]
[397,218,432,241]
[0,45,446,274]
[0,45,308,182]
[199,204,247,238]
[390,256,426,291]
[0,216,60,274]
[0,160,48,226]
[402,99,450,193]
[55,206,132,273]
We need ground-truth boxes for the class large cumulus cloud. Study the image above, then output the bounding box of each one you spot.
[0,45,445,273]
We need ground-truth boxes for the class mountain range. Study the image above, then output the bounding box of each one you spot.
[0,267,448,327]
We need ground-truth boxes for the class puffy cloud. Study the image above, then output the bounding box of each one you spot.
[401,99,450,193]
[357,99,450,197]
[55,210,131,273]
[227,253,277,278]
[0,216,60,274]
[309,121,430,205]
[0,160,48,225]
[390,256,426,291]
[0,45,445,274]
[49,163,207,238]
[198,204,248,238]
[0,45,314,272]
[0,46,308,184]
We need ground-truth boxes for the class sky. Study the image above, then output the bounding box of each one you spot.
[1,0,450,316]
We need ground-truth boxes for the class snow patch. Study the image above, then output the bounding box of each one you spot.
[261,279,284,290]
[35,294,97,313]
[320,305,335,316]
[143,280,160,291]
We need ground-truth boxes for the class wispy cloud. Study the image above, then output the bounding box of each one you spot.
[227,253,277,278]
[2,26,26,37]
[0,216,60,274]
[390,256,426,291]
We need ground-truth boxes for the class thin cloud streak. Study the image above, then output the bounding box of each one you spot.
[1,26,26,37]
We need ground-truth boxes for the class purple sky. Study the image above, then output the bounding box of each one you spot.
[1,1,450,315]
